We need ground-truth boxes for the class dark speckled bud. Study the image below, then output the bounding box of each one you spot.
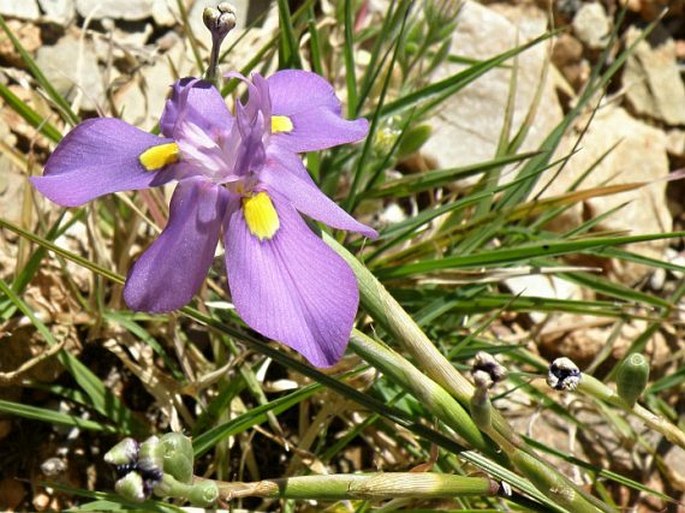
[547,357,581,391]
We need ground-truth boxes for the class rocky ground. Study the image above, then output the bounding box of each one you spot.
[1,0,685,510]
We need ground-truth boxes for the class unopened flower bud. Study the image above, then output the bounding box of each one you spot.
[203,3,237,84]
[115,471,146,503]
[203,3,236,39]
[616,353,649,407]
[472,351,507,387]
[188,480,219,507]
[104,437,139,466]
[547,357,581,391]
[160,432,194,484]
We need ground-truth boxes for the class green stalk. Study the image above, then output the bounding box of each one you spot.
[324,233,515,440]
[577,373,685,450]
[325,234,608,512]
[349,330,490,455]
[476,407,608,513]
[209,472,498,501]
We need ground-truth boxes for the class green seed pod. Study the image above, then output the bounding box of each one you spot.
[115,471,146,503]
[160,432,194,484]
[187,480,219,507]
[616,353,650,407]
[104,437,138,466]
[138,436,163,477]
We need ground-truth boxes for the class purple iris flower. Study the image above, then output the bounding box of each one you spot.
[31,70,377,367]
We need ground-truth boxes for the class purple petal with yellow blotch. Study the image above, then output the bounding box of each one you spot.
[262,150,377,239]
[265,70,368,152]
[31,118,175,207]
[225,192,358,367]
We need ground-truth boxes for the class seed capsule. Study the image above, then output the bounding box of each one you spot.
[470,371,493,431]
[160,432,194,484]
[616,353,649,407]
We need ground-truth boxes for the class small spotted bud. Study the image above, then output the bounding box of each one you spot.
[472,351,507,387]
[160,432,194,484]
[104,437,139,467]
[547,357,581,391]
[616,353,649,407]
[115,471,146,503]
[188,480,220,507]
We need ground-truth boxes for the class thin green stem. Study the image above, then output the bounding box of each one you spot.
[208,472,499,501]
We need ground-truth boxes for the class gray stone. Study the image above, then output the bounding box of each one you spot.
[421,1,563,183]
[572,2,611,49]
[0,0,40,20]
[113,40,196,130]
[541,106,671,283]
[623,24,685,126]
[35,34,105,112]
[666,128,685,158]
[75,0,154,20]
[38,0,75,24]
[151,0,179,26]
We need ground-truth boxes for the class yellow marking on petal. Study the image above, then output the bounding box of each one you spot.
[139,142,180,171]
[243,192,280,241]
[271,115,294,134]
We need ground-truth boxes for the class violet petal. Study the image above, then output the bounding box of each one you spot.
[124,179,226,312]
[266,70,368,152]
[160,78,232,138]
[31,118,175,207]
[262,150,377,238]
[225,193,358,367]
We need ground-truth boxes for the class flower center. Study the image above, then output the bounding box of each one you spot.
[242,191,280,241]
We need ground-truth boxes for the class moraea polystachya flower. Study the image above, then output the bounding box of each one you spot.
[32,70,377,367]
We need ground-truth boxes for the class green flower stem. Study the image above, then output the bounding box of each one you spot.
[325,235,607,512]
[577,373,685,450]
[349,329,490,455]
[325,234,521,444]
[478,412,609,513]
[207,473,499,501]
